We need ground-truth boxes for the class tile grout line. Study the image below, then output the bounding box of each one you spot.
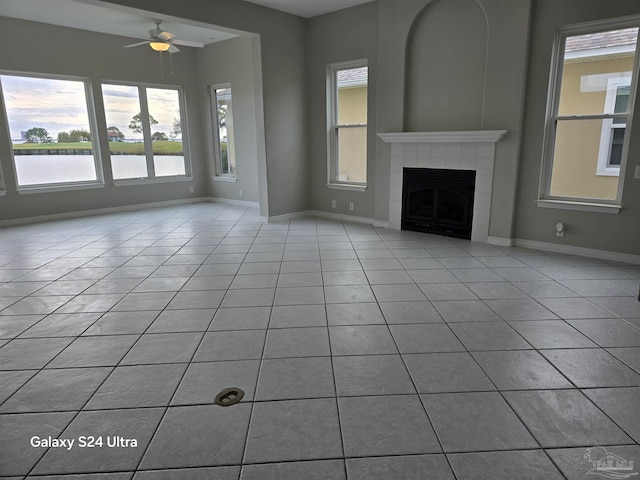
[0,205,639,477]
[385,232,574,478]
[128,203,256,474]
[17,205,228,477]
[322,218,349,480]
[369,229,462,479]
[238,215,285,473]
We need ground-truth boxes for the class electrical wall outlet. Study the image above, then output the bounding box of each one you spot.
[635,165,640,179]
[331,200,336,208]
[239,190,243,197]
[349,202,354,211]
[188,186,194,193]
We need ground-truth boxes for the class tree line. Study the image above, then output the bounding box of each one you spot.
[22,113,181,144]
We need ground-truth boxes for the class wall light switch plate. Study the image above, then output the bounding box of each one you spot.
[635,165,640,179]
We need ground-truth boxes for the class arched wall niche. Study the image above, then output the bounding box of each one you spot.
[404,0,489,131]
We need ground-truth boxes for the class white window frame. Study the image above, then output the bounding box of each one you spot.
[0,84,8,196]
[211,84,237,180]
[0,71,104,193]
[327,59,368,191]
[597,77,631,176]
[101,81,192,185]
[539,17,640,211]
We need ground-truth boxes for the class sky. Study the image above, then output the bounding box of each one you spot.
[102,84,181,140]
[1,74,182,142]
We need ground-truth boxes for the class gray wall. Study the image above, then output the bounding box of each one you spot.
[2,0,638,257]
[514,0,640,255]
[0,17,205,221]
[105,0,309,218]
[405,0,487,132]
[197,36,261,204]
[373,0,531,240]
[306,3,378,218]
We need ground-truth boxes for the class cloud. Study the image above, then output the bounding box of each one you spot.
[1,74,91,139]
[102,87,139,99]
[1,75,183,141]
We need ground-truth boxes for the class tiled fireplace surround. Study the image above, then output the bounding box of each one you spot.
[379,131,508,243]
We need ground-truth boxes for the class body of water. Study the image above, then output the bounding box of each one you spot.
[14,155,185,185]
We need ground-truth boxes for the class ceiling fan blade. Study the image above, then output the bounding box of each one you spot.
[123,41,149,48]
[172,39,205,48]
[168,45,180,54]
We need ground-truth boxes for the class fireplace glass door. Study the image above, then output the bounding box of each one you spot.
[402,168,476,239]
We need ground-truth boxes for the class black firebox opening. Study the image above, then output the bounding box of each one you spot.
[402,168,476,240]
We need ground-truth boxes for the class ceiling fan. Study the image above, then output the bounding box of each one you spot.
[123,20,204,53]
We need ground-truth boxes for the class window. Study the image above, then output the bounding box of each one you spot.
[597,79,630,175]
[101,83,188,181]
[0,73,102,189]
[328,60,368,188]
[540,22,638,205]
[212,86,236,177]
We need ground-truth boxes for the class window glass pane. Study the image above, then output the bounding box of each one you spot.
[337,67,368,125]
[1,74,97,186]
[550,119,619,199]
[146,88,185,177]
[614,85,630,115]
[609,128,625,166]
[337,126,367,183]
[558,28,637,117]
[333,64,368,184]
[215,88,235,176]
[102,84,147,179]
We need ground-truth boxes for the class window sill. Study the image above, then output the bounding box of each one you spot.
[327,183,367,192]
[114,176,192,187]
[17,182,105,195]
[596,169,620,177]
[537,199,622,214]
[212,176,238,183]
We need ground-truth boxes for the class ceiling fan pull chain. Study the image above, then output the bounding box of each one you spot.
[159,51,164,77]
[170,52,174,75]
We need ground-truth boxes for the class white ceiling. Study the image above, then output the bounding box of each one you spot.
[243,0,375,18]
[0,0,240,46]
[0,0,378,48]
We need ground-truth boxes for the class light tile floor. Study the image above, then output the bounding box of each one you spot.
[1,202,639,479]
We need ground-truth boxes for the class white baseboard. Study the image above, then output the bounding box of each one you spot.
[487,236,514,247]
[0,197,211,227]
[374,220,391,229]
[514,238,640,265]
[309,210,377,225]
[6,200,637,265]
[262,209,380,227]
[263,211,313,223]
[209,197,260,208]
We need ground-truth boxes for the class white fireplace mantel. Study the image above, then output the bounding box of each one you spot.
[378,130,508,144]
[380,130,509,243]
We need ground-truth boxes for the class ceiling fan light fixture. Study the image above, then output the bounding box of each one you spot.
[150,41,170,52]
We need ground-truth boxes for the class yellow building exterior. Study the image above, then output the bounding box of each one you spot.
[551,54,634,199]
[337,85,367,183]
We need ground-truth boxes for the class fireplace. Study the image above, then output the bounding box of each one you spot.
[378,130,508,243]
[402,168,476,239]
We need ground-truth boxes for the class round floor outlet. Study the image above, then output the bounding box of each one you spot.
[214,387,244,406]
